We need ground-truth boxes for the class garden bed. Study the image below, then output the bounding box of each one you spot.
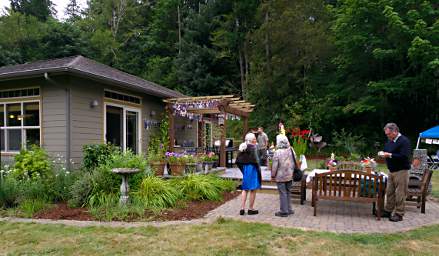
[31,191,239,222]
[34,203,93,221]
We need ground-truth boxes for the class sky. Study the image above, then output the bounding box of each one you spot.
[0,0,88,20]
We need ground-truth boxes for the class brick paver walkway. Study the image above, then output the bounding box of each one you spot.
[205,191,439,233]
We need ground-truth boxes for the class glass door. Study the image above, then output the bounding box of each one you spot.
[106,105,123,148]
[126,110,139,154]
[105,104,140,153]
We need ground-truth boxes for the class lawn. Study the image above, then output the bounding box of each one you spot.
[1,219,439,255]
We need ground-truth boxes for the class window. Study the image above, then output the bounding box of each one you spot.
[104,90,141,105]
[0,101,41,153]
[0,88,39,99]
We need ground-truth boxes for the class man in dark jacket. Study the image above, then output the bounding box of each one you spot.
[381,123,411,222]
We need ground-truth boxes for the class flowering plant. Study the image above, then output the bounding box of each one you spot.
[326,153,338,167]
[201,152,218,162]
[360,157,377,168]
[165,152,186,164]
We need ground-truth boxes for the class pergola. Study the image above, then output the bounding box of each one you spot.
[163,95,254,167]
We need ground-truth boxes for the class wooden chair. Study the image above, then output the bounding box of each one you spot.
[407,169,433,213]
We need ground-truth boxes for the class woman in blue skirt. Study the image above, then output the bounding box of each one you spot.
[236,133,262,215]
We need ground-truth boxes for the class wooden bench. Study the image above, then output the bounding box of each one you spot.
[312,170,385,220]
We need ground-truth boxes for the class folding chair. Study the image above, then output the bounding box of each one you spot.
[426,156,436,169]
[431,155,439,170]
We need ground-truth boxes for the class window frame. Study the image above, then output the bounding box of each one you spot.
[0,99,41,153]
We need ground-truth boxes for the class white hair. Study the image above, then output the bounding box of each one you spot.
[245,133,256,144]
[276,134,289,149]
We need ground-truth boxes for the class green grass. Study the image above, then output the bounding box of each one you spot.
[1,219,439,255]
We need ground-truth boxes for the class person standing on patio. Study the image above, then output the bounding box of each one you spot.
[257,127,269,166]
[271,134,296,217]
[236,133,262,215]
[381,123,411,222]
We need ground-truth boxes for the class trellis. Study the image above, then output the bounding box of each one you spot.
[163,95,254,167]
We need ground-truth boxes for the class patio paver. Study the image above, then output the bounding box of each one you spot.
[205,191,439,233]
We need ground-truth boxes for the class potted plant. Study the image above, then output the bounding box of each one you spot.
[166,152,186,176]
[202,152,218,173]
[184,154,197,174]
[148,152,166,176]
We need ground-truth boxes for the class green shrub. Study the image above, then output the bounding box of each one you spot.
[18,199,48,218]
[135,176,182,209]
[109,150,148,172]
[47,170,77,203]
[89,166,121,198]
[68,172,93,207]
[292,136,307,156]
[172,174,235,201]
[12,146,52,180]
[0,176,20,208]
[332,129,366,156]
[82,144,119,171]
[19,179,50,203]
[88,193,145,221]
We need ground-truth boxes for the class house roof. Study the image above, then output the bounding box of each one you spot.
[0,55,184,98]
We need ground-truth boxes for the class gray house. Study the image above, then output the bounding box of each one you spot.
[0,55,196,167]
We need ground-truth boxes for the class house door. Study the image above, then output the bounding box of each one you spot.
[105,104,141,153]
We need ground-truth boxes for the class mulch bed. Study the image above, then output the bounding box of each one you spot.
[34,203,93,221]
[32,191,240,222]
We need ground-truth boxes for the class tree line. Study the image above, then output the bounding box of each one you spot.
[0,0,437,150]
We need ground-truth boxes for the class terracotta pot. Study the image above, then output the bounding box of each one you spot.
[150,162,166,176]
[170,164,186,176]
[329,166,337,172]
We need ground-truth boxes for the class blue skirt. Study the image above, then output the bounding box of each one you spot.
[241,164,261,191]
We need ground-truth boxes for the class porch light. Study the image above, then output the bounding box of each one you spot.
[90,100,99,108]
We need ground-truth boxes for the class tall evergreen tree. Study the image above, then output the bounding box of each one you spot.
[10,0,55,21]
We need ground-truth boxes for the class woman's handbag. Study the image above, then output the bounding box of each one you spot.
[291,148,303,182]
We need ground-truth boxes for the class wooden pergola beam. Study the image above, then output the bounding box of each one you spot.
[187,108,220,114]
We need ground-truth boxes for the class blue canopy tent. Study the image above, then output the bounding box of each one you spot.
[416,125,439,149]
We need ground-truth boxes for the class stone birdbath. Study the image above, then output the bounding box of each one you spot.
[111,168,140,205]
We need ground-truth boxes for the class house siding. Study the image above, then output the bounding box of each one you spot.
[41,77,69,165]
[68,77,104,167]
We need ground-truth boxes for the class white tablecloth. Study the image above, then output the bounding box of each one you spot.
[306,169,388,183]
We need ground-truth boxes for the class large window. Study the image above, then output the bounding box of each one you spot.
[0,101,41,152]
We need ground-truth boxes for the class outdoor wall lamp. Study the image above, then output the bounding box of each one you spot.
[150,110,156,117]
[90,99,99,108]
